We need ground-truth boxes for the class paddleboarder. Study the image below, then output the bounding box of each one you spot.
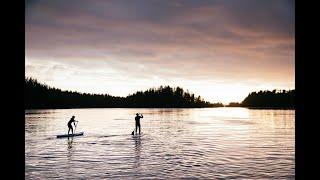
[68,115,78,135]
[134,113,143,135]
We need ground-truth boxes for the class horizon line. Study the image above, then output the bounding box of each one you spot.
[25,76,295,105]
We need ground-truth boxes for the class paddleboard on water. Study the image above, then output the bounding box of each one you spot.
[57,132,84,138]
[132,133,143,138]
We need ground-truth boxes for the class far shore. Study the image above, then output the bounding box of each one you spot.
[25,106,295,111]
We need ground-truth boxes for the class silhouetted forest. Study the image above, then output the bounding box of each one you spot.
[25,78,294,109]
[226,102,242,107]
[241,90,294,109]
[25,77,222,109]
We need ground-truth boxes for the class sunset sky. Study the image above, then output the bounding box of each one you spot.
[25,0,294,104]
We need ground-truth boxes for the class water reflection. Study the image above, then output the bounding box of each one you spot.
[67,137,73,149]
[25,108,294,179]
[67,137,75,162]
[133,136,142,169]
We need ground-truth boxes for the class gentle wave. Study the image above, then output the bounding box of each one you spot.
[25,108,294,179]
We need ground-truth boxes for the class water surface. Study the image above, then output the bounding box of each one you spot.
[25,108,295,179]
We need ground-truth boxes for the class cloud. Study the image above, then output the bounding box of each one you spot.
[25,0,294,103]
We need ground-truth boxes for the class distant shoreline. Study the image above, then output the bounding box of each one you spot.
[25,106,295,110]
[25,77,294,110]
[25,77,222,109]
[243,107,295,110]
[25,106,221,110]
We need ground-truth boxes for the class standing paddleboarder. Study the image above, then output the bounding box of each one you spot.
[134,113,143,135]
[68,115,78,135]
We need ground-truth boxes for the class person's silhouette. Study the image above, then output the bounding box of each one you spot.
[135,113,143,134]
[67,115,78,135]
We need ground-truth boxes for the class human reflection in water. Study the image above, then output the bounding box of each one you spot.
[133,136,142,169]
[67,137,73,149]
[67,137,74,161]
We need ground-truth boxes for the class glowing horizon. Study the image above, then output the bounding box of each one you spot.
[25,0,294,104]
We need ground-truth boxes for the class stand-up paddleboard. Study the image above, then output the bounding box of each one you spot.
[132,132,143,138]
[57,132,84,138]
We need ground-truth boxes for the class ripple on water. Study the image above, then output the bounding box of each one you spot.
[25,108,295,179]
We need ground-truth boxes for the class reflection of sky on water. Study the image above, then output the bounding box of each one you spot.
[25,108,294,179]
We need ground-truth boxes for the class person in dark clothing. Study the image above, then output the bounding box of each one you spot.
[68,115,78,135]
[135,113,143,135]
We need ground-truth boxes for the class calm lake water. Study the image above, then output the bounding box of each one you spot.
[25,108,294,179]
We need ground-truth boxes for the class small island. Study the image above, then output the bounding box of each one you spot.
[226,90,294,109]
[240,89,294,109]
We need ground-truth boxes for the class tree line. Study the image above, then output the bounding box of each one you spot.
[26,77,294,109]
[226,90,295,109]
[25,77,222,109]
[241,89,294,109]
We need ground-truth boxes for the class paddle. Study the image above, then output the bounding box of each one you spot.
[74,121,78,134]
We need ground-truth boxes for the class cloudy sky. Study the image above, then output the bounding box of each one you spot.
[25,0,294,104]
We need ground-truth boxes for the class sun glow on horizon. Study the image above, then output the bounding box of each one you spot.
[25,72,294,105]
[26,1,294,104]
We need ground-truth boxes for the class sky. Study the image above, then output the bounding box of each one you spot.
[25,0,295,104]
